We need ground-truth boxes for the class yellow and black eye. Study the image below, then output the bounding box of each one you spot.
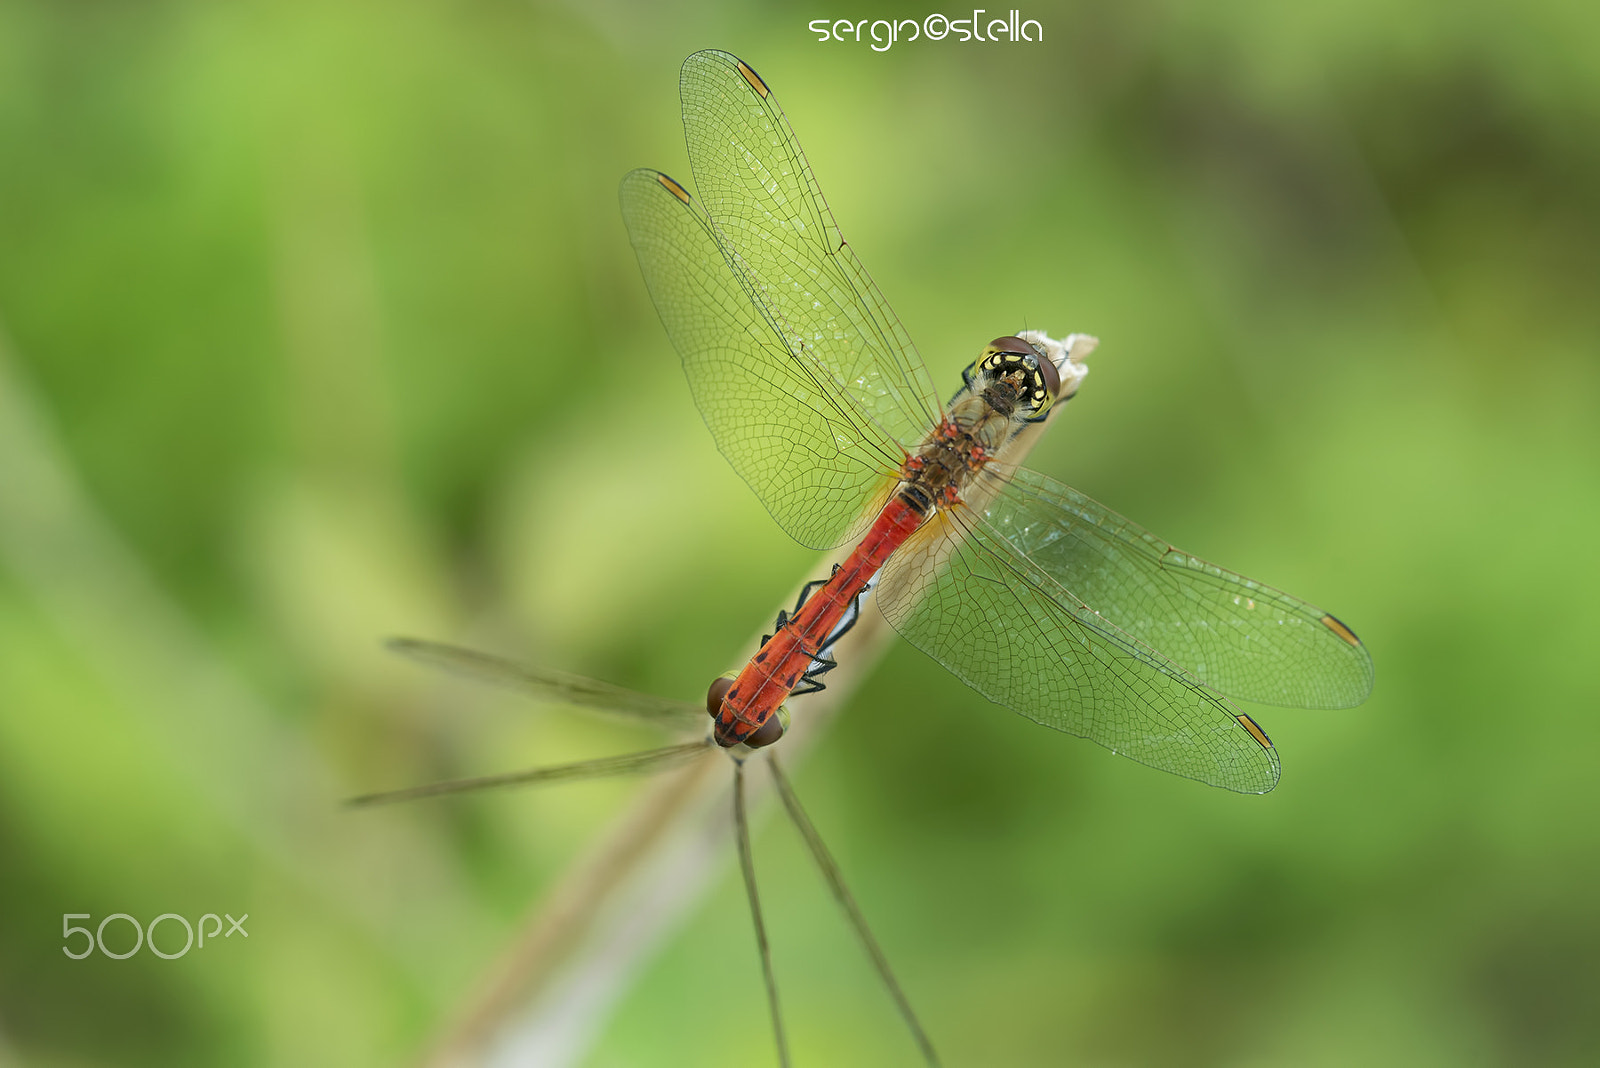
[979,335,1061,416]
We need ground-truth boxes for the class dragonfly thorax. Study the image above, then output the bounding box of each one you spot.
[898,337,1065,514]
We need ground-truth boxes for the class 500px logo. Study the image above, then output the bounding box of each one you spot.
[808,10,1043,52]
[62,912,248,960]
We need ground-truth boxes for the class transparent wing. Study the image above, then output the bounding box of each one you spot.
[621,167,900,550]
[678,50,942,451]
[875,507,1282,794]
[387,638,707,730]
[346,741,713,808]
[621,49,946,550]
[981,469,1374,708]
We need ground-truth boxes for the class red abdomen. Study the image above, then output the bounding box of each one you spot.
[713,494,926,745]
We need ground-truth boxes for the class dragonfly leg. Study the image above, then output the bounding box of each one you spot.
[791,577,870,697]
[764,567,840,645]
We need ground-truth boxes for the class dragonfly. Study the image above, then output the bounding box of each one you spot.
[619,50,1372,786]
[353,48,1372,1068]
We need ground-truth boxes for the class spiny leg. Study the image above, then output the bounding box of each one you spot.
[734,760,791,1068]
[789,575,873,698]
[772,565,839,630]
[768,754,941,1068]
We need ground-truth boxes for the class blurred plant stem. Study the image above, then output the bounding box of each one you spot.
[0,319,345,882]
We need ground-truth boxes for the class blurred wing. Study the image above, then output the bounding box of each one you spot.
[387,638,707,730]
[621,167,900,550]
[981,469,1374,708]
[875,507,1281,794]
[347,741,713,807]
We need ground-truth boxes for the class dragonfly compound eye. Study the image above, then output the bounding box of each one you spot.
[744,712,786,748]
[980,336,1061,416]
[706,675,735,717]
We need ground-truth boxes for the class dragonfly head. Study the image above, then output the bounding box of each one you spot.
[706,674,788,748]
[976,336,1061,419]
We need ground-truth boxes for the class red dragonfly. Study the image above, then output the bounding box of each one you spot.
[619,51,1372,789]
[353,49,1372,1067]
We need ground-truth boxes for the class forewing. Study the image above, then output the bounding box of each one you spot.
[875,506,1281,794]
[621,167,900,550]
[980,469,1374,708]
[677,50,943,457]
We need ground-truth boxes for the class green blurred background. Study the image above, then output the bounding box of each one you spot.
[2,1,1597,1065]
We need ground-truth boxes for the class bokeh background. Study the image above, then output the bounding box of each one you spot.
[2,1,1597,1065]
